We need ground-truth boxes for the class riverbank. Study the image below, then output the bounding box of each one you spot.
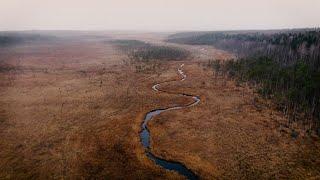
[0,32,319,179]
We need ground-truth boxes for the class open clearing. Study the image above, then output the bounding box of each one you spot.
[0,32,319,179]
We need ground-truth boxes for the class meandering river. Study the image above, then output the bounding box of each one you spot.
[139,64,200,180]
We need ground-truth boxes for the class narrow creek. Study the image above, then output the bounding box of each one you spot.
[140,64,200,180]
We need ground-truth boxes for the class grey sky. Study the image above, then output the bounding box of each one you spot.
[1,0,320,31]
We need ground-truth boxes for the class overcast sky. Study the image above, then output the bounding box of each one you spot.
[1,0,320,31]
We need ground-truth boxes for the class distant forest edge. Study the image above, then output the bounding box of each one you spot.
[168,29,320,133]
[110,40,190,61]
[167,29,320,60]
[0,31,113,47]
[0,32,57,46]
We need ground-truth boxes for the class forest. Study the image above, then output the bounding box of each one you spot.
[168,29,320,132]
[111,40,190,61]
[0,32,55,46]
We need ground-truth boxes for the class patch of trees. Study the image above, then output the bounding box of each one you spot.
[110,40,150,52]
[0,33,55,46]
[167,30,317,64]
[167,29,320,62]
[213,58,320,130]
[169,30,320,132]
[111,40,190,61]
[0,36,23,46]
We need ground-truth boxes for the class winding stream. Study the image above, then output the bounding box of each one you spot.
[140,64,200,180]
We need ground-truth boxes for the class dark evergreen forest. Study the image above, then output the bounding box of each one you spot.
[168,29,320,132]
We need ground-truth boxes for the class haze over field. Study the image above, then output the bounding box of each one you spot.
[1,0,320,179]
[1,0,320,31]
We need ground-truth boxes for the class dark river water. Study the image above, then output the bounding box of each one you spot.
[139,64,200,180]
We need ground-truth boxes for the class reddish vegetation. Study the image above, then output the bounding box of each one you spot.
[0,33,319,179]
[149,63,320,179]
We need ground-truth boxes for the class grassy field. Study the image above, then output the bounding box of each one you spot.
[0,35,186,179]
[0,32,319,179]
[149,62,320,179]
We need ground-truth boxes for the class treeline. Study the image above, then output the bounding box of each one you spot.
[169,29,320,131]
[0,33,56,47]
[212,58,320,129]
[0,36,23,46]
[111,40,190,61]
[167,29,320,62]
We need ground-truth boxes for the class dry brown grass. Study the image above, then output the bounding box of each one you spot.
[0,33,319,179]
[148,62,320,179]
[0,38,186,179]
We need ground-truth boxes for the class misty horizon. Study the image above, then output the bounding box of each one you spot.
[1,0,320,31]
[1,1,320,179]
